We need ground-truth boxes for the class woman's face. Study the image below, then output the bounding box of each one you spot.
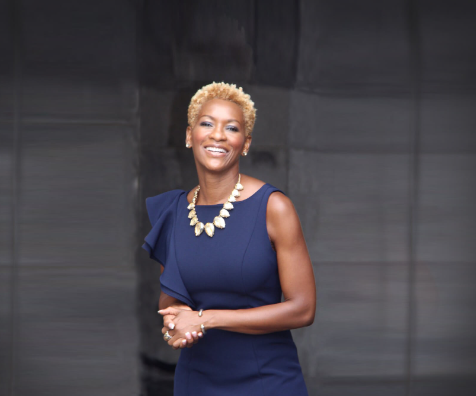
[186,98,251,173]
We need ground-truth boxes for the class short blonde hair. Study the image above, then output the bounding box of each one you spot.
[188,82,256,136]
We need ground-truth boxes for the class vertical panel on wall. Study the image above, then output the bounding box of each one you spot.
[140,0,255,89]
[9,1,140,395]
[292,1,412,395]
[253,0,299,87]
[413,1,476,394]
[297,0,410,95]
[0,0,16,394]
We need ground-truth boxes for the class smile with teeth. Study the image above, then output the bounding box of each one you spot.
[205,147,227,154]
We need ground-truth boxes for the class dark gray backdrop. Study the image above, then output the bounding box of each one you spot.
[1,1,475,395]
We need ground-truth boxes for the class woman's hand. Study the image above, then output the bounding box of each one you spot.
[159,307,204,349]
[161,303,191,331]
[161,325,203,349]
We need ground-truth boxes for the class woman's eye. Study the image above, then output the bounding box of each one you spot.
[200,122,213,127]
[227,125,239,132]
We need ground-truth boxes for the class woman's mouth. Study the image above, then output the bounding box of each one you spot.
[204,146,228,155]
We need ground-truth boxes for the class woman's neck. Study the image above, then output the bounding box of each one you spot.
[195,170,240,205]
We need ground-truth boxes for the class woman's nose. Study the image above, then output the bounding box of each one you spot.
[209,125,226,141]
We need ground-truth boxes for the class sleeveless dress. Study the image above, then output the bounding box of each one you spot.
[142,183,308,396]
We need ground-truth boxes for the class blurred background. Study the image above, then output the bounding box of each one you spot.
[1,0,476,395]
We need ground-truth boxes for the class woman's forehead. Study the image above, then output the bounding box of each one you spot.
[198,99,244,121]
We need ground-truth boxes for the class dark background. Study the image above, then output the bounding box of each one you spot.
[1,1,476,395]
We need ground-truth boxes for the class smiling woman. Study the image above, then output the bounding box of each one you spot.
[185,98,251,175]
[142,82,316,396]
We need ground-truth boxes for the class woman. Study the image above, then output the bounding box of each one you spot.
[142,82,316,396]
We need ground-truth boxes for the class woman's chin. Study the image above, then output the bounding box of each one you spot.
[198,158,235,173]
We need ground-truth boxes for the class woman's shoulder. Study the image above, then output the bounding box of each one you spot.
[251,178,293,218]
[263,184,301,244]
[239,174,290,207]
[144,189,186,225]
[240,175,268,200]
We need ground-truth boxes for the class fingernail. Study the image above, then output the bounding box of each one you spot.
[158,309,163,313]
[192,331,197,337]
[185,332,191,340]
[182,339,187,345]
[168,323,175,330]
[198,332,203,338]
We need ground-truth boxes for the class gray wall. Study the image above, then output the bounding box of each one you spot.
[1,1,139,395]
[1,1,475,396]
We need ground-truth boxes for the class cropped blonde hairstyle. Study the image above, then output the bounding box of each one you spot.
[187,82,256,136]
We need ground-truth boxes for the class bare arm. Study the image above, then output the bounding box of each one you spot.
[159,265,203,349]
[161,192,316,339]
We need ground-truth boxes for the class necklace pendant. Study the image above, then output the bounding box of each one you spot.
[190,175,242,237]
[223,202,234,210]
[219,209,230,218]
[213,216,225,229]
[195,222,204,236]
[204,222,215,237]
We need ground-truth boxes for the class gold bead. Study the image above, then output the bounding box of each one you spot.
[204,223,215,237]
[219,209,230,218]
[195,222,204,236]
[213,216,225,229]
[189,178,242,237]
[223,202,234,210]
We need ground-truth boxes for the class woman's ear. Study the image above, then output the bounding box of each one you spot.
[185,126,192,148]
[243,135,252,154]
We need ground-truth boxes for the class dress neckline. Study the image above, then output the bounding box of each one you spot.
[185,183,268,207]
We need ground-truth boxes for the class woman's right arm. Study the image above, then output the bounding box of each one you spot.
[159,265,202,348]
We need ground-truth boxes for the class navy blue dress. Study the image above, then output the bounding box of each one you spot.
[142,183,308,396]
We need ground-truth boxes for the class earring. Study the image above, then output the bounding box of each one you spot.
[186,143,191,148]
[242,151,247,156]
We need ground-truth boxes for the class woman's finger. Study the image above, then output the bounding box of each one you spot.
[168,332,189,348]
[184,332,194,347]
[163,314,175,330]
[172,339,182,350]
[162,327,174,336]
[158,307,180,316]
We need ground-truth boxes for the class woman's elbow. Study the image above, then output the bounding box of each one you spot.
[302,308,315,327]
[295,301,316,327]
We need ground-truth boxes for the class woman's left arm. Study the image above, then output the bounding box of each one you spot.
[161,192,316,338]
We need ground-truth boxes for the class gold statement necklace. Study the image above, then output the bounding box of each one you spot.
[188,174,244,237]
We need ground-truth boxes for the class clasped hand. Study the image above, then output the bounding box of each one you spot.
[159,306,204,350]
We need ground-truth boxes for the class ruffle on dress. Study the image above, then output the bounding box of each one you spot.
[142,190,195,308]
